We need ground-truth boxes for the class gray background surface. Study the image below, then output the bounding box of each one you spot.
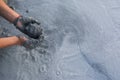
[0,0,120,80]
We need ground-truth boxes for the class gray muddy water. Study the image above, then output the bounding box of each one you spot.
[0,0,120,80]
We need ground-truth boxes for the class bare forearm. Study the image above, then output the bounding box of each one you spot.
[0,0,20,23]
[0,36,21,48]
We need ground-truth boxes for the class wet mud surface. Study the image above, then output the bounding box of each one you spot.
[0,0,120,80]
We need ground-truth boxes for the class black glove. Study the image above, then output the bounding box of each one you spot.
[13,16,42,39]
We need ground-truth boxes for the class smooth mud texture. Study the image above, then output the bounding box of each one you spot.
[0,0,120,80]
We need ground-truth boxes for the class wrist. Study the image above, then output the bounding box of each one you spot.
[16,36,27,45]
[13,15,22,26]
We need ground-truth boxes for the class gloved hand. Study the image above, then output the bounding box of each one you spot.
[22,36,45,50]
[0,28,45,49]
[13,16,43,39]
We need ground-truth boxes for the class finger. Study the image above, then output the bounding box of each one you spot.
[22,36,28,41]
[31,19,40,25]
[21,17,36,25]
